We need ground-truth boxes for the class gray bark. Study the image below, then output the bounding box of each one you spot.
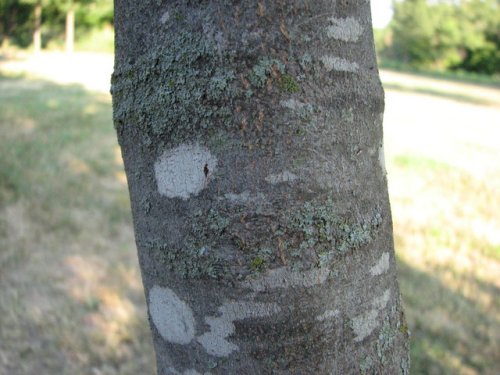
[112,1,410,374]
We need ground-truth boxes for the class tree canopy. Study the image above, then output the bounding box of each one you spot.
[378,0,500,75]
[0,0,113,48]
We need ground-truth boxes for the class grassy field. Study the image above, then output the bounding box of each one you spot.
[0,54,499,374]
[0,71,156,374]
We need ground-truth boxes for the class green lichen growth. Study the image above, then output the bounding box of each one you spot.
[141,208,231,280]
[174,12,185,21]
[188,208,229,248]
[248,57,285,88]
[111,30,238,145]
[299,52,313,69]
[400,357,410,375]
[377,319,396,364]
[283,199,383,269]
[342,107,354,123]
[143,240,227,280]
[247,58,300,93]
[295,103,315,121]
[141,197,383,280]
[398,322,409,334]
[280,73,300,93]
[251,256,265,270]
[359,356,374,373]
[248,247,274,272]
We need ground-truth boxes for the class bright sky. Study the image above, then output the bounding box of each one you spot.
[371,0,394,29]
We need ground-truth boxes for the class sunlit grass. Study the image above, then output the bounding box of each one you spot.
[384,82,498,107]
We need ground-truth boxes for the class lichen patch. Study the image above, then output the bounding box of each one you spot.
[326,17,363,42]
[149,285,195,345]
[321,56,359,73]
[352,289,392,342]
[280,98,306,110]
[352,309,379,342]
[370,252,390,276]
[379,145,387,175]
[197,301,280,357]
[160,11,170,24]
[265,171,298,185]
[223,191,267,205]
[242,266,330,292]
[316,309,339,322]
[154,143,217,200]
[372,288,391,310]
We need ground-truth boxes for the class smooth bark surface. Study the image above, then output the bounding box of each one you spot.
[112,1,410,374]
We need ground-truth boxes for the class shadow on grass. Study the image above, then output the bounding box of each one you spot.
[396,256,499,374]
[383,82,498,107]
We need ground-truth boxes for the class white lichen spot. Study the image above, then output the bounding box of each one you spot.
[352,309,379,342]
[160,11,170,24]
[265,171,298,185]
[316,309,339,322]
[372,288,391,310]
[223,191,266,205]
[352,288,392,342]
[327,17,363,42]
[242,266,330,292]
[370,252,390,276]
[280,98,306,110]
[321,56,359,73]
[149,286,195,345]
[197,301,281,357]
[154,143,217,200]
[378,145,387,175]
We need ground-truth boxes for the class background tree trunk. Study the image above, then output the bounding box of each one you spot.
[112,1,410,374]
[65,5,74,54]
[33,2,41,53]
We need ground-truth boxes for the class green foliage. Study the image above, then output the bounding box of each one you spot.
[279,73,301,93]
[0,0,33,47]
[389,0,462,69]
[0,0,113,50]
[74,25,113,52]
[382,0,500,75]
[455,0,500,75]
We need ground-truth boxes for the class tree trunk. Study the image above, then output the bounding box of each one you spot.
[33,2,42,54]
[112,1,410,374]
[65,6,74,54]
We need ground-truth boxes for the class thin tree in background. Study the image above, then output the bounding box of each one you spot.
[33,0,41,53]
[65,0,74,53]
[112,1,410,374]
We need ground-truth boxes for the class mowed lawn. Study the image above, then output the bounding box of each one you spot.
[0,53,499,375]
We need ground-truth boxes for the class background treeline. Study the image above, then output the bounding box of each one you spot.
[1,0,498,75]
[0,0,113,51]
[376,0,499,76]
